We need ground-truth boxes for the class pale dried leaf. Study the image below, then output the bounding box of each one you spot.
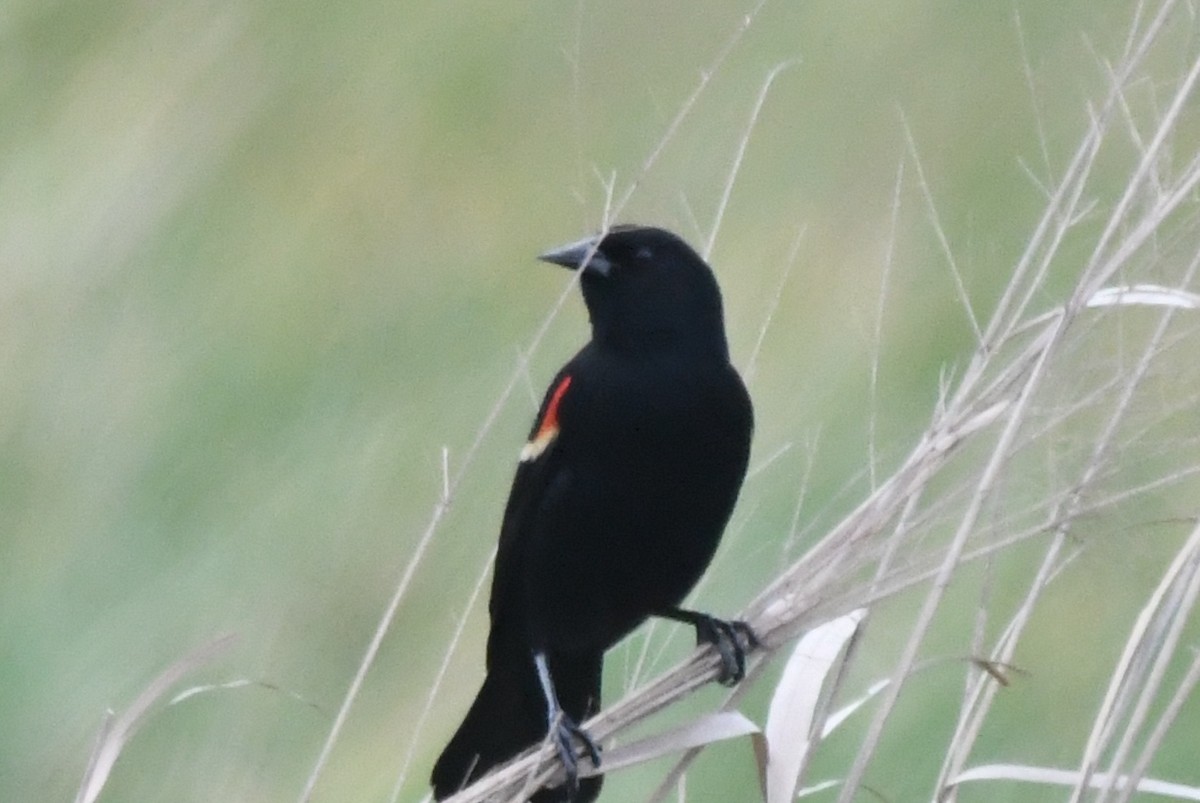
[1085,283,1200,309]
[797,779,841,797]
[75,634,238,803]
[170,678,254,704]
[820,678,890,738]
[761,610,865,803]
[949,763,1200,800]
[585,710,760,777]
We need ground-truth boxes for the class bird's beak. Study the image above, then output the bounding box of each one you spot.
[538,235,612,277]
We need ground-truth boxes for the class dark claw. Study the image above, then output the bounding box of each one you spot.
[655,608,759,686]
[548,712,601,799]
[690,616,758,686]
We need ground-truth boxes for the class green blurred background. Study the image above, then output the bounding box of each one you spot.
[3,1,1197,800]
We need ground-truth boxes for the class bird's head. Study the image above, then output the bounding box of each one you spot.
[538,225,729,358]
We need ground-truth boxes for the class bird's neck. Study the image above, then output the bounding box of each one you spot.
[591,322,730,362]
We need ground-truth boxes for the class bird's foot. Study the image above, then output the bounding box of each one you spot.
[696,615,757,686]
[663,609,759,686]
[546,712,601,800]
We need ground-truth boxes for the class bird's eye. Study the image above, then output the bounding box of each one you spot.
[635,246,653,261]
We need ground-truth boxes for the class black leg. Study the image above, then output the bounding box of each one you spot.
[533,652,601,800]
[657,608,758,686]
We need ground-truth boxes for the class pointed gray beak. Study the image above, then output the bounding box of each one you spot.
[537,235,612,277]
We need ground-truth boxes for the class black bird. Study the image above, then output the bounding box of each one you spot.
[430,225,755,802]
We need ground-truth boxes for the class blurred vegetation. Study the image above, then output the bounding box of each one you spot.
[2,1,1196,801]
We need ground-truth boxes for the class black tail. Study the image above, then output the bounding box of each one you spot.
[431,650,603,802]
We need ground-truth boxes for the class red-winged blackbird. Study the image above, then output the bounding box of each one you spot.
[430,225,755,802]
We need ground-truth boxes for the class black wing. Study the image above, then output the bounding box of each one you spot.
[484,361,577,668]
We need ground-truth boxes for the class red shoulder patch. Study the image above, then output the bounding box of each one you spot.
[520,375,572,462]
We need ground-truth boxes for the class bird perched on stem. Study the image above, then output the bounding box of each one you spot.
[431,225,755,802]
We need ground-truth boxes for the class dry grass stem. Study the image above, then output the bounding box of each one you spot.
[438,1,1200,799]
